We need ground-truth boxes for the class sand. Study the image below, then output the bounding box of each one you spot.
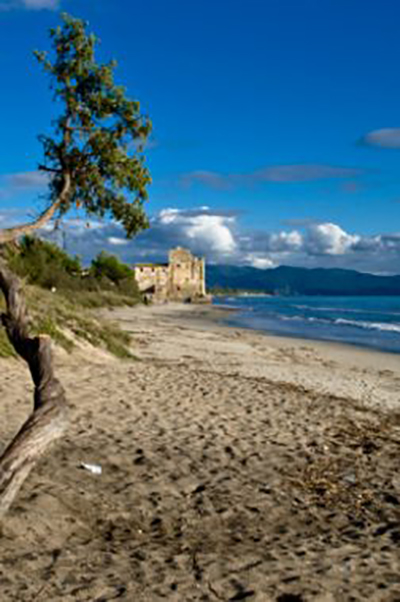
[0,302,400,601]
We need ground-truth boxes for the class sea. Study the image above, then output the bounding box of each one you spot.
[213,295,400,354]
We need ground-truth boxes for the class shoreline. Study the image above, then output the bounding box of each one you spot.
[105,302,400,411]
[188,301,400,358]
[122,300,400,362]
[212,298,400,356]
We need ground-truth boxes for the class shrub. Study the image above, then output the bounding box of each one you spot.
[90,251,132,283]
[90,251,140,297]
[6,237,141,302]
[7,235,82,290]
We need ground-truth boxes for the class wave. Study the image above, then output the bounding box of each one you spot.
[281,315,328,324]
[335,318,400,334]
[281,314,400,334]
[292,304,400,316]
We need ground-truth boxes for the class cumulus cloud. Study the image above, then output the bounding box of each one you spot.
[41,208,240,265]
[305,223,360,256]
[158,208,236,255]
[269,230,303,252]
[181,164,365,190]
[359,128,400,149]
[35,207,400,275]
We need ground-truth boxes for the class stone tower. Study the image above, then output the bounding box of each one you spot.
[133,247,208,302]
[167,247,206,300]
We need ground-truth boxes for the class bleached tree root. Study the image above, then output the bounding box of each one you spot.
[0,262,68,518]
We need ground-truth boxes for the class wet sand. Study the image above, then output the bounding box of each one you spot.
[1,303,400,601]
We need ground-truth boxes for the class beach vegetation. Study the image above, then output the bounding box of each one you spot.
[6,235,141,303]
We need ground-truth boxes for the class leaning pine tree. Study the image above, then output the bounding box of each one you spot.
[0,13,151,517]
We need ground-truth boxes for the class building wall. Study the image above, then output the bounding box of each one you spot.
[168,248,205,300]
[134,248,208,302]
[134,265,168,299]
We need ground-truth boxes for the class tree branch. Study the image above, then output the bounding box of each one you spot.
[0,262,68,518]
[38,165,62,174]
[0,172,71,245]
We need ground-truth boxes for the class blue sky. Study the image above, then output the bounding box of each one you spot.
[1,0,400,272]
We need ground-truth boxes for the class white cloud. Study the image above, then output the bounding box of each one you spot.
[158,208,181,225]
[158,208,237,255]
[30,206,400,274]
[269,230,303,252]
[306,223,360,255]
[108,237,129,246]
[185,215,236,254]
[245,253,275,269]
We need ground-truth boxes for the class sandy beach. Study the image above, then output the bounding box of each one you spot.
[1,303,400,601]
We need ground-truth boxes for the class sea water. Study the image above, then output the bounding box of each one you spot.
[213,295,400,353]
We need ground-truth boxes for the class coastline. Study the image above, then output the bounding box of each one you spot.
[212,295,400,355]
[107,302,400,411]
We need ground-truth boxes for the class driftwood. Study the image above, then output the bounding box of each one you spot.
[0,262,68,518]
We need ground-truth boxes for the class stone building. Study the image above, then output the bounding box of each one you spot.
[134,247,209,302]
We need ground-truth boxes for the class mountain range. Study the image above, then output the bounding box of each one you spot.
[206,265,400,296]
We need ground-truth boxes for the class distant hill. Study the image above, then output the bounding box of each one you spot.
[206,265,400,296]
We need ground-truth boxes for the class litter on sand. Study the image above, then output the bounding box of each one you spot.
[80,462,102,475]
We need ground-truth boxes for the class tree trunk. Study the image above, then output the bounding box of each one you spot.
[0,262,68,518]
[0,172,71,245]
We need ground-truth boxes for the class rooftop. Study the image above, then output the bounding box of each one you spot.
[135,263,168,268]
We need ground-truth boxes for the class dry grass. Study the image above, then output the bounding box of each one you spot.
[0,283,137,359]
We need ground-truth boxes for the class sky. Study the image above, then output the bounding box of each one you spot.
[1,0,400,272]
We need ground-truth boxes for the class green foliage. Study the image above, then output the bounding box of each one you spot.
[91,251,132,283]
[6,236,141,302]
[0,255,136,358]
[90,251,139,297]
[7,235,82,289]
[35,13,151,237]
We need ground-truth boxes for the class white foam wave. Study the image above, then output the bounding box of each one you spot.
[281,314,400,334]
[281,315,328,324]
[335,318,400,334]
[293,304,400,316]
